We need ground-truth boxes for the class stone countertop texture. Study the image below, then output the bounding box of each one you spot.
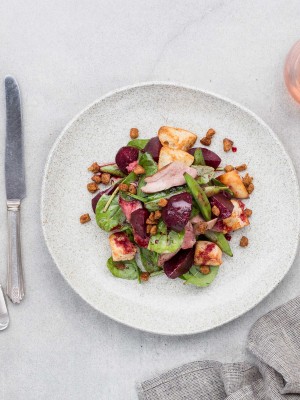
[1,1,300,399]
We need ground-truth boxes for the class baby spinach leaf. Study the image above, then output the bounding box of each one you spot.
[136,153,157,197]
[137,175,147,198]
[126,192,148,202]
[193,149,205,166]
[150,270,164,277]
[119,172,137,200]
[122,171,137,185]
[144,186,187,211]
[138,152,158,176]
[127,139,149,149]
[125,226,134,242]
[210,178,225,187]
[96,194,125,232]
[157,220,167,234]
[148,230,184,254]
[99,164,125,177]
[139,248,161,273]
[111,224,134,240]
[146,186,186,202]
[144,201,161,212]
[107,257,139,280]
[182,265,219,287]
[133,184,187,208]
[209,178,234,196]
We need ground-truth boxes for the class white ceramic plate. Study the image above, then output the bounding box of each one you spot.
[42,82,300,335]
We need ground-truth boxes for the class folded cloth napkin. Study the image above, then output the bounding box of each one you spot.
[138,296,300,399]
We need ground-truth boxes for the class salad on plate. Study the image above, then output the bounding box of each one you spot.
[81,126,254,287]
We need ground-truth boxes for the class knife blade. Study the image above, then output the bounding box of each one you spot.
[5,76,25,303]
[0,285,9,330]
[5,76,26,200]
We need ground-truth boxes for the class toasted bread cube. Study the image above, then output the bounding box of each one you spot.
[158,147,194,170]
[222,200,249,232]
[109,232,137,262]
[217,170,249,199]
[194,241,222,266]
[158,126,197,151]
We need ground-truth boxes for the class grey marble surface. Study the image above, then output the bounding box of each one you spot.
[1,1,300,399]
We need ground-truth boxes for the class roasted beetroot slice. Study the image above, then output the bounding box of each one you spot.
[119,197,142,221]
[162,193,193,232]
[130,208,150,247]
[143,137,162,162]
[164,247,194,279]
[115,146,139,174]
[210,193,234,219]
[91,183,118,213]
[188,147,221,169]
[221,190,232,200]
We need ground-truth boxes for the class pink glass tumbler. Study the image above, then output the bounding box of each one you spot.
[284,40,300,103]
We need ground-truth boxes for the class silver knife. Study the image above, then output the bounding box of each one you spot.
[5,76,25,304]
[0,285,9,330]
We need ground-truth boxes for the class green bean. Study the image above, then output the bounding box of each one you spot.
[204,231,233,257]
[204,186,229,197]
[184,173,211,221]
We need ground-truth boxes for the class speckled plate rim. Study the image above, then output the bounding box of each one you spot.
[41,81,300,336]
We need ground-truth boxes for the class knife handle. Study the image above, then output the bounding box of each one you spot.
[6,200,24,303]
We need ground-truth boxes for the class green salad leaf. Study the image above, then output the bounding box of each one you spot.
[192,165,215,184]
[126,192,148,202]
[127,139,149,149]
[122,171,137,185]
[119,172,137,200]
[96,194,125,231]
[136,152,158,197]
[112,224,134,241]
[144,201,161,212]
[150,270,164,277]
[139,248,161,273]
[157,220,167,234]
[139,152,158,176]
[193,149,205,166]
[145,186,186,202]
[144,186,187,211]
[210,178,224,187]
[107,257,140,280]
[148,230,184,254]
[191,205,200,219]
[209,178,234,196]
[137,175,147,198]
[182,265,219,287]
[99,164,125,177]
[128,186,187,207]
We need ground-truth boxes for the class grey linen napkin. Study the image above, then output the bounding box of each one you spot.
[138,296,300,400]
